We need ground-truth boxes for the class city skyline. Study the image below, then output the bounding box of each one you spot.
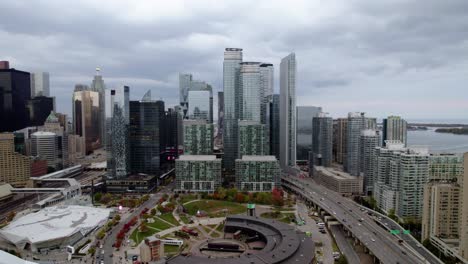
[2,1,468,120]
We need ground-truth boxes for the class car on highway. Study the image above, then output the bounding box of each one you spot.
[371,238,376,242]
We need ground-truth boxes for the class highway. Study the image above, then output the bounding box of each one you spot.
[282,176,428,264]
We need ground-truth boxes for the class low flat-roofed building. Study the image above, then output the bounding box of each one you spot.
[0,205,111,253]
[313,166,363,195]
[175,155,221,192]
[105,173,157,193]
[235,155,280,192]
[0,184,13,203]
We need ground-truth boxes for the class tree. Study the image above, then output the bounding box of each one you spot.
[336,255,348,264]
[226,188,238,202]
[100,193,112,204]
[388,209,398,221]
[6,211,16,222]
[272,188,284,206]
[88,247,96,256]
[114,214,121,222]
[235,193,245,203]
[216,187,227,200]
[94,192,102,203]
[150,208,156,216]
[139,222,148,233]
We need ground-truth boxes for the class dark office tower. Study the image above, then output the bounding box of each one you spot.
[296,106,322,161]
[223,48,243,171]
[0,61,10,69]
[382,116,407,146]
[0,68,31,132]
[155,100,165,153]
[267,94,280,160]
[72,85,101,154]
[218,91,224,139]
[26,96,54,126]
[165,108,180,155]
[129,97,161,176]
[311,114,333,167]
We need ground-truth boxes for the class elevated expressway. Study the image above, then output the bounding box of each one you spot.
[282,176,435,264]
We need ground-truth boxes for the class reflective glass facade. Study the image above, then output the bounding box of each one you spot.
[280,53,297,168]
[187,90,210,121]
[72,88,101,154]
[0,69,31,132]
[240,62,261,122]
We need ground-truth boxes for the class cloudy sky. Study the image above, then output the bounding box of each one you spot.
[2,0,468,120]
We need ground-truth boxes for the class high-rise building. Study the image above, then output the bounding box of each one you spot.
[31,131,61,170]
[359,129,379,195]
[311,113,333,167]
[129,97,161,176]
[383,116,407,146]
[223,48,243,171]
[187,90,210,121]
[333,118,348,164]
[0,133,31,187]
[0,61,10,69]
[280,53,297,168]
[217,91,224,139]
[297,106,323,161]
[460,153,468,259]
[183,119,213,155]
[175,155,222,192]
[373,141,429,220]
[39,112,69,168]
[239,62,261,122]
[235,156,280,192]
[72,85,101,154]
[238,121,268,157]
[90,68,106,151]
[30,72,50,97]
[421,154,465,261]
[0,68,31,132]
[179,73,213,123]
[25,96,54,127]
[345,112,376,176]
[259,63,274,125]
[106,86,130,178]
[267,94,280,160]
[162,108,181,164]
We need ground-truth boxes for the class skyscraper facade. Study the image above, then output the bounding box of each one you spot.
[279,53,297,168]
[90,69,106,150]
[39,111,69,168]
[106,86,130,178]
[268,94,280,160]
[30,72,50,97]
[333,118,348,164]
[72,86,101,154]
[223,48,243,171]
[239,62,261,122]
[0,68,31,132]
[175,155,222,192]
[217,91,224,139]
[179,73,213,123]
[383,116,407,146]
[359,129,379,194]
[235,156,280,192]
[311,113,333,167]
[183,119,213,155]
[25,96,54,126]
[296,106,322,161]
[238,121,268,157]
[345,112,376,176]
[0,133,30,187]
[259,63,274,125]
[187,90,210,121]
[31,131,61,170]
[129,99,161,175]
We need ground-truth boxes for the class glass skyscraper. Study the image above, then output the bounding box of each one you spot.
[223,48,243,171]
[72,86,101,154]
[259,63,274,125]
[311,114,333,167]
[268,94,280,160]
[106,86,130,179]
[280,53,297,168]
[296,106,322,161]
[179,73,213,123]
[345,112,376,176]
[90,69,106,151]
[240,62,261,122]
[187,90,210,121]
[0,68,31,132]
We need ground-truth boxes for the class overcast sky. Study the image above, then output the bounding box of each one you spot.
[2,0,468,120]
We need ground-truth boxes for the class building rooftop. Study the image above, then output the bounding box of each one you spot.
[239,155,277,161]
[315,166,359,180]
[178,155,218,161]
[0,184,13,199]
[0,205,111,245]
[31,131,56,137]
[0,250,37,264]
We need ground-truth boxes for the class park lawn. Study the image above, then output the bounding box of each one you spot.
[211,231,220,238]
[149,218,173,230]
[260,212,282,219]
[179,214,190,224]
[159,213,179,226]
[180,194,198,205]
[164,245,180,255]
[279,213,295,224]
[184,200,247,217]
[130,228,156,245]
[215,223,225,232]
[202,225,212,234]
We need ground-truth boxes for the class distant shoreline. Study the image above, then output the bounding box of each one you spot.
[408,123,468,128]
[434,128,468,135]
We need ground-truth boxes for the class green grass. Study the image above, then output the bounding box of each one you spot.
[159,213,179,226]
[279,213,295,224]
[216,223,225,232]
[260,212,282,219]
[149,218,173,230]
[164,244,180,255]
[179,214,190,224]
[184,200,246,217]
[130,218,175,245]
[202,225,212,234]
[211,231,220,238]
[180,194,198,205]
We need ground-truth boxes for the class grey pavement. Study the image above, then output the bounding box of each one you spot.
[330,224,360,264]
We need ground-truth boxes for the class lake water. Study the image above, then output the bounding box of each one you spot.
[407,128,468,154]
[298,128,468,154]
